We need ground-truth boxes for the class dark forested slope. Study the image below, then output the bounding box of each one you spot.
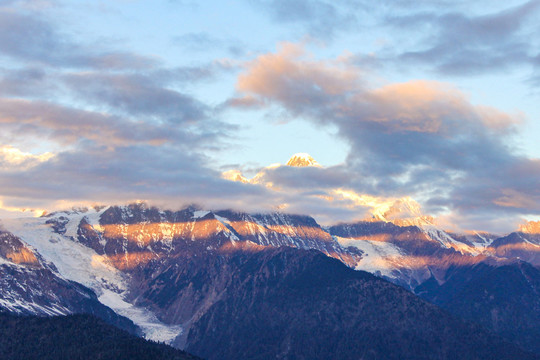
[0,313,201,360]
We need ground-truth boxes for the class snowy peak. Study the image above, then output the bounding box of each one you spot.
[372,197,434,228]
[286,153,321,168]
[221,153,322,189]
[221,170,250,184]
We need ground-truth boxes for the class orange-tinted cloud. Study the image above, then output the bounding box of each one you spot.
[237,42,359,111]
[230,43,539,232]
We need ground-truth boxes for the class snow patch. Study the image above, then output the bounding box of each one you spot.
[2,216,126,293]
[193,210,210,219]
[1,215,182,344]
[424,225,478,255]
[336,236,404,277]
[99,290,183,343]
[214,214,240,241]
[0,296,69,316]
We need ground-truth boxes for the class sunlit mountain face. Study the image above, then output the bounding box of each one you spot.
[285,153,321,167]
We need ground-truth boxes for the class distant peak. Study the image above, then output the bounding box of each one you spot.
[222,170,250,184]
[518,220,540,234]
[286,153,321,167]
[372,197,434,227]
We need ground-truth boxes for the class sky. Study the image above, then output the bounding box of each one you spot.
[1,0,540,233]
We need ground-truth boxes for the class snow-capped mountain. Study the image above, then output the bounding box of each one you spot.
[285,153,321,167]
[221,154,491,257]
[519,220,540,234]
[370,197,434,227]
[1,207,182,343]
[0,226,136,332]
[488,220,540,266]
[0,203,361,344]
[1,202,540,356]
[222,153,321,185]
[0,202,533,305]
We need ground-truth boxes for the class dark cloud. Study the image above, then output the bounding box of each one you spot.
[0,10,158,70]
[256,165,356,191]
[62,73,209,125]
[0,67,54,97]
[389,1,540,75]
[245,0,540,77]
[0,98,205,147]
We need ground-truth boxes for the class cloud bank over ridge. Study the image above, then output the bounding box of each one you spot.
[1,1,540,233]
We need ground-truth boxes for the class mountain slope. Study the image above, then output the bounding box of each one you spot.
[0,313,200,360]
[489,230,540,266]
[329,220,481,290]
[2,203,540,358]
[0,228,137,333]
[415,260,540,354]
[180,248,535,360]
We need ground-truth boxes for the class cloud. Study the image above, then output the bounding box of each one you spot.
[0,98,212,147]
[1,0,538,235]
[245,0,540,81]
[221,157,444,227]
[0,67,53,97]
[0,0,57,10]
[236,42,360,111]
[0,145,54,169]
[0,9,158,70]
[0,142,274,212]
[247,0,361,40]
[252,164,354,191]
[232,43,540,230]
[389,1,540,75]
[173,32,246,56]
[62,73,209,125]
[0,4,273,217]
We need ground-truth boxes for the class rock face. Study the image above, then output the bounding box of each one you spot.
[489,230,540,266]
[75,204,361,269]
[0,231,40,267]
[370,197,435,227]
[328,220,482,290]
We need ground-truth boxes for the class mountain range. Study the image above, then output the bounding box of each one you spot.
[1,154,540,359]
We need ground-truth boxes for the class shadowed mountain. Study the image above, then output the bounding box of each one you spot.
[415,260,540,354]
[0,313,201,360]
[178,248,536,360]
